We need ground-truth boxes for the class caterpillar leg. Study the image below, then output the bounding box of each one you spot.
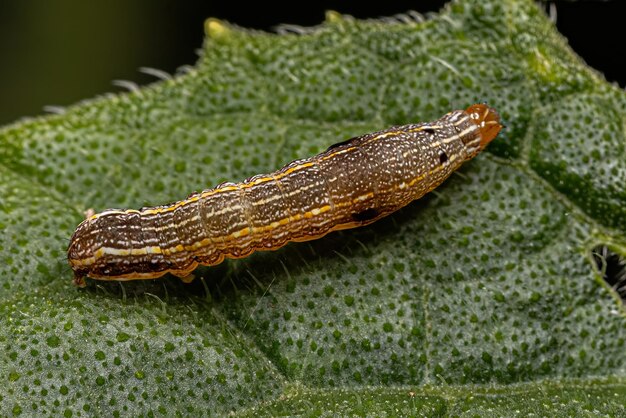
[177,273,196,284]
[73,273,87,288]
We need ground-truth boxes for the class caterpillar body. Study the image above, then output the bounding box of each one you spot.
[68,104,502,287]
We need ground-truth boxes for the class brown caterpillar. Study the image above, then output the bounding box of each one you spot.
[68,104,502,287]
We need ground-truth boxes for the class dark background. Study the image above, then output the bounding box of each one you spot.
[0,1,623,125]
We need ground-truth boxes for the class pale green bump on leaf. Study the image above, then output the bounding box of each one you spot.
[1,0,626,415]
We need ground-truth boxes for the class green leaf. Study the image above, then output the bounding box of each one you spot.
[1,0,625,415]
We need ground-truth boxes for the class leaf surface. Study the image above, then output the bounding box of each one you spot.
[1,0,625,415]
